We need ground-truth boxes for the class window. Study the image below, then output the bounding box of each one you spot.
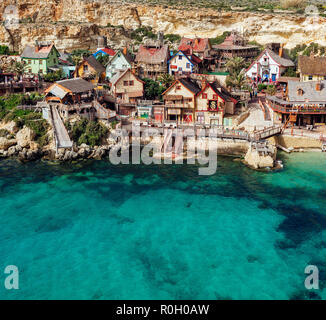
[213,94,218,100]
[308,75,313,80]
[202,93,207,99]
[83,64,88,71]
[178,55,182,60]
[28,60,31,64]
[186,63,190,68]
[129,80,134,86]
[176,85,181,90]
[324,76,326,80]
[123,81,129,86]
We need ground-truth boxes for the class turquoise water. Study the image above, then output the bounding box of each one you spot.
[0,153,326,300]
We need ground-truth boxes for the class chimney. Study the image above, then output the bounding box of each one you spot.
[201,77,207,89]
[316,81,322,91]
[279,43,283,57]
[194,38,199,47]
[123,47,127,55]
[35,40,39,52]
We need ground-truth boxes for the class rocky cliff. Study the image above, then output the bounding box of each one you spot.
[0,0,325,52]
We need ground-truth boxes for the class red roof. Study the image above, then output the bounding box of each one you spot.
[101,48,116,56]
[135,45,169,64]
[178,37,210,54]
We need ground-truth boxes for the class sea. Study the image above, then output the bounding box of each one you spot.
[0,152,326,300]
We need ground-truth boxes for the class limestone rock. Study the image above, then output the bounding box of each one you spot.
[16,126,36,148]
[0,137,17,150]
[0,121,19,134]
[244,147,275,169]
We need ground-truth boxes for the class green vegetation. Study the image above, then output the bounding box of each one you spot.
[157,73,175,90]
[0,45,9,55]
[142,78,165,100]
[266,84,276,95]
[257,83,268,91]
[164,34,181,43]
[285,42,326,64]
[67,118,108,147]
[225,57,248,90]
[130,26,157,42]
[43,69,65,82]
[210,31,231,46]
[0,94,49,146]
[283,67,297,77]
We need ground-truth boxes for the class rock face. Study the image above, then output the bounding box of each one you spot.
[0,1,326,52]
[0,137,17,150]
[16,126,36,148]
[244,144,276,169]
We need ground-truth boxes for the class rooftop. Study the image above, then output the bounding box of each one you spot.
[298,55,326,76]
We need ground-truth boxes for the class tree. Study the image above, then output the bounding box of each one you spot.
[266,85,276,96]
[7,61,28,78]
[157,73,174,90]
[142,78,165,100]
[96,54,111,66]
[225,57,246,75]
[226,71,246,90]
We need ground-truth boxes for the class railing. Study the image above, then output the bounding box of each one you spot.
[165,103,192,109]
[269,102,326,114]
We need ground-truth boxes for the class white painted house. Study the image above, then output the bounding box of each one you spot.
[168,50,202,76]
[246,48,294,83]
[105,49,133,80]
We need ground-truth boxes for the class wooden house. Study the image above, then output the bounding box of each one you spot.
[21,41,60,75]
[162,78,200,123]
[195,80,237,126]
[168,50,202,76]
[246,46,294,83]
[298,54,326,82]
[266,80,326,126]
[74,55,106,83]
[110,68,144,116]
[106,48,133,80]
[135,43,170,80]
[178,37,211,60]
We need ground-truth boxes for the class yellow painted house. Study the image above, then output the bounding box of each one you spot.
[74,55,106,84]
[298,55,326,82]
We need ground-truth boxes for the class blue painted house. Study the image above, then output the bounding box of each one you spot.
[168,50,202,76]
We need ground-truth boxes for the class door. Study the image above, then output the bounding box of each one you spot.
[272,74,276,82]
[183,114,193,123]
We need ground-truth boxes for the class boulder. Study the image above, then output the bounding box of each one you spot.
[16,126,36,148]
[0,121,19,134]
[244,147,275,169]
[0,137,17,150]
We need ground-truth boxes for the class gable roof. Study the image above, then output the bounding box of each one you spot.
[198,81,237,103]
[107,49,133,67]
[84,55,106,73]
[135,45,169,64]
[110,68,144,86]
[94,48,116,57]
[298,55,326,76]
[287,80,326,102]
[169,50,202,65]
[163,78,201,96]
[178,37,210,53]
[21,43,58,59]
[45,78,95,96]
[265,48,294,67]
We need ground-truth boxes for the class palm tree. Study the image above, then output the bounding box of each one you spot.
[225,57,246,75]
[7,61,28,80]
[226,71,246,90]
[158,73,175,89]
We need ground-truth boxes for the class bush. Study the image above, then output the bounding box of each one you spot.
[0,45,9,55]
[258,84,267,92]
[142,78,165,100]
[164,34,181,43]
[69,118,108,147]
[210,31,231,45]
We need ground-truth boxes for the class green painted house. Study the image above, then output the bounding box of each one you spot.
[21,42,60,75]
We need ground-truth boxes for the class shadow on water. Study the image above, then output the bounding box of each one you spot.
[1,156,326,249]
